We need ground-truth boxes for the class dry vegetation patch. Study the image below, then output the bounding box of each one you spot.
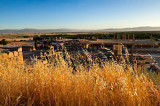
[0,53,160,106]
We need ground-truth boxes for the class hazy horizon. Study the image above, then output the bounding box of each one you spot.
[0,0,160,29]
[1,26,160,30]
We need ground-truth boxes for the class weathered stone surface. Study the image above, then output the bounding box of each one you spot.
[17,47,22,52]
[2,53,8,58]
[18,51,23,55]
[0,49,23,65]
[8,52,14,58]
[13,51,18,57]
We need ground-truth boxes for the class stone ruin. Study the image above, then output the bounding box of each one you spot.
[22,45,36,51]
[0,47,23,65]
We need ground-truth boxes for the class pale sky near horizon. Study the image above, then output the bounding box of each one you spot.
[0,0,160,29]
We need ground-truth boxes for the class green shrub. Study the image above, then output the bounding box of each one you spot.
[0,39,9,45]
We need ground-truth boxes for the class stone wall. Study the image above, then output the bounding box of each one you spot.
[113,45,122,56]
[22,45,36,51]
[0,47,23,65]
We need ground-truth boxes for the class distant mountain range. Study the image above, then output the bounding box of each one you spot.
[0,27,160,33]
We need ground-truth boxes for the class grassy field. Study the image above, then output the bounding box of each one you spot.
[0,33,35,45]
[8,41,34,46]
[0,51,160,106]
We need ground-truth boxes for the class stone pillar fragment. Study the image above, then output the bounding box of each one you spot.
[133,33,135,41]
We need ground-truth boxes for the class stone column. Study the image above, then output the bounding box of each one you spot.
[114,33,115,40]
[133,33,135,41]
[124,33,126,41]
[117,34,119,40]
[150,34,152,40]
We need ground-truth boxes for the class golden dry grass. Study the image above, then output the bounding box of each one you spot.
[0,52,160,106]
[9,41,34,46]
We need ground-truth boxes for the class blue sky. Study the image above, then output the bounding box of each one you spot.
[0,0,160,29]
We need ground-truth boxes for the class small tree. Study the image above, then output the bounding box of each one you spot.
[1,39,9,45]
